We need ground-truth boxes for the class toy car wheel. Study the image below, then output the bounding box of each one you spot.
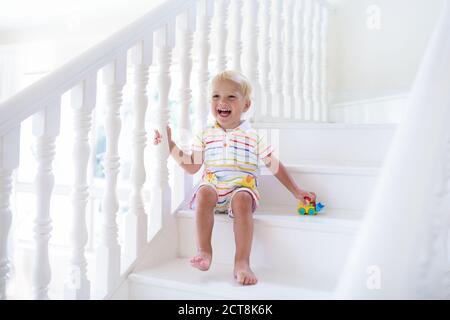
[299,208,306,215]
[308,208,315,215]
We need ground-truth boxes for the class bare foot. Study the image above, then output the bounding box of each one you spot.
[234,261,258,285]
[190,251,212,271]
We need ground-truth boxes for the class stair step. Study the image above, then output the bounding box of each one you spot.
[176,205,361,288]
[258,162,379,212]
[252,122,396,165]
[128,258,333,299]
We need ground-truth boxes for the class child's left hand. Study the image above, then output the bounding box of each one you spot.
[294,188,317,205]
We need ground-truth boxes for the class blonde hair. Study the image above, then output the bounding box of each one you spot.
[210,70,252,102]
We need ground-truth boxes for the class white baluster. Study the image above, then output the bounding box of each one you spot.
[64,76,96,300]
[282,0,295,119]
[32,98,61,300]
[214,0,230,73]
[174,7,196,206]
[243,0,261,123]
[320,6,329,122]
[311,1,322,122]
[149,23,175,235]
[260,0,272,121]
[230,0,243,72]
[96,54,126,298]
[293,0,305,120]
[0,127,20,300]
[123,38,152,269]
[303,0,314,121]
[271,0,284,119]
[195,0,214,131]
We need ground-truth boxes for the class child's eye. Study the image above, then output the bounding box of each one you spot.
[212,95,219,100]
[228,96,236,100]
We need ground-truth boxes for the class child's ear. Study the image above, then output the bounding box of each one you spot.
[244,100,252,112]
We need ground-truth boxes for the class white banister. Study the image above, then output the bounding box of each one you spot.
[0,0,334,300]
[282,0,295,119]
[96,55,127,298]
[320,5,329,122]
[311,1,322,122]
[173,6,196,208]
[32,98,61,300]
[214,0,230,73]
[195,0,214,131]
[0,0,197,138]
[64,76,97,300]
[260,0,272,120]
[243,0,261,123]
[149,23,175,235]
[230,0,243,73]
[302,0,313,121]
[271,0,284,119]
[177,7,196,151]
[0,127,20,300]
[335,2,450,299]
[124,38,152,269]
[293,0,305,120]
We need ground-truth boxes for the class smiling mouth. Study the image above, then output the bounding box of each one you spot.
[218,109,231,117]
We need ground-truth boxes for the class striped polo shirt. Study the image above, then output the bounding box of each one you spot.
[192,120,273,192]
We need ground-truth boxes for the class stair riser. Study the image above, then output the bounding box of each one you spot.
[257,125,395,164]
[258,171,377,212]
[177,217,356,289]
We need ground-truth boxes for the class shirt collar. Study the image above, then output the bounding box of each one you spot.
[213,120,251,132]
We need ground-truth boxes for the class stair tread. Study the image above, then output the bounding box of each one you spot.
[130,258,333,300]
[178,205,362,232]
[265,160,381,175]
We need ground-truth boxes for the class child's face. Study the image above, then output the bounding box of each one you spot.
[210,79,251,129]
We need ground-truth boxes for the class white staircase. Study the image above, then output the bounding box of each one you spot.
[2,0,449,300]
[115,123,396,299]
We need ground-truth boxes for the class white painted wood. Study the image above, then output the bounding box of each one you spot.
[282,0,295,119]
[64,76,96,300]
[243,0,261,123]
[230,0,243,73]
[271,0,284,119]
[320,6,329,122]
[195,0,214,131]
[128,258,333,299]
[149,25,174,236]
[293,0,306,120]
[96,55,127,299]
[258,163,379,212]
[173,8,196,207]
[330,94,409,124]
[176,204,359,291]
[259,0,272,120]
[303,0,314,121]
[123,40,152,269]
[336,3,450,299]
[214,0,230,73]
[311,1,322,121]
[0,0,197,138]
[177,10,195,152]
[0,127,20,300]
[252,122,396,165]
[31,98,61,300]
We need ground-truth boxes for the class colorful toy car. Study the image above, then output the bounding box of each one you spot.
[297,196,325,216]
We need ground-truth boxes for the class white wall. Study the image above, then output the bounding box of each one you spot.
[328,0,446,104]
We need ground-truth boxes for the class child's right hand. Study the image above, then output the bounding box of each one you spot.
[153,126,172,145]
